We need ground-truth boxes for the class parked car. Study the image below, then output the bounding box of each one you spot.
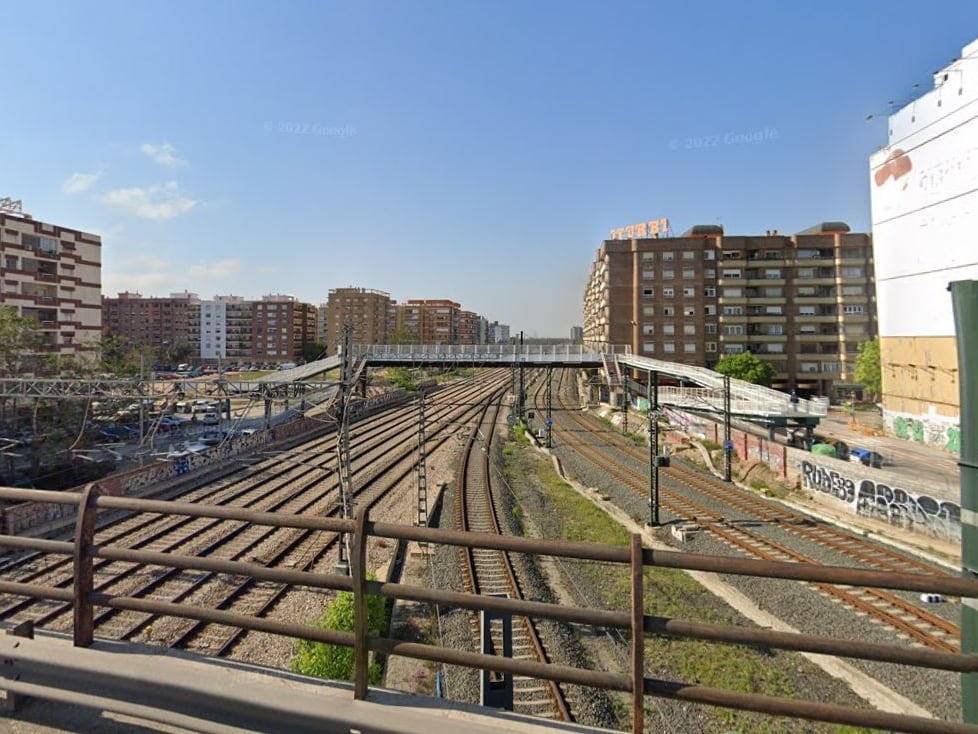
[849,447,884,468]
[199,430,227,446]
[201,412,220,426]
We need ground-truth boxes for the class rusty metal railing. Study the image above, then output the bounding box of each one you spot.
[0,485,976,734]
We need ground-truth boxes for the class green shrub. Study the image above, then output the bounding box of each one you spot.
[291,574,387,684]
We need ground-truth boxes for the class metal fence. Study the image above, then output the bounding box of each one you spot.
[0,485,975,734]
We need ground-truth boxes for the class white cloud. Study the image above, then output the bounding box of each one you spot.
[61,171,101,195]
[140,142,187,167]
[187,259,241,279]
[100,181,198,221]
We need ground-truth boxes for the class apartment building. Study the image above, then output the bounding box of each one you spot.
[325,287,394,349]
[395,299,460,344]
[0,204,102,360]
[103,292,316,364]
[583,223,877,398]
[458,310,482,345]
[253,294,317,362]
[102,291,198,356]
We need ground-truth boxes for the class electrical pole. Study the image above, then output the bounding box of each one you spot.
[648,369,660,527]
[416,388,428,528]
[545,365,553,449]
[335,324,355,575]
[622,367,629,434]
[723,374,732,483]
[518,331,525,421]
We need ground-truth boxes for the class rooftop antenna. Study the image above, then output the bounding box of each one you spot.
[0,198,24,215]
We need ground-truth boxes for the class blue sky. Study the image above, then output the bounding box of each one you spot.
[3,1,978,337]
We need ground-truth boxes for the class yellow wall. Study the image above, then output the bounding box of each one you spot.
[880,335,959,417]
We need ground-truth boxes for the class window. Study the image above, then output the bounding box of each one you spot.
[662,269,674,280]
[1,230,17,244]
[663,342,676,353]
[722,269,742,278]
[681,250,696,260]
[724,344,745,354]
[704,249,716,261]
[765,305,783,315]
[663,306,675,316]
[683,306,696,316]
[682,268,695,279]
[643,325,655,335]
[723,306,743,316]
[662,251,675,261]
[722,287,742,298]
[682,287,695,297]
[683,324,696,335]
[641,252,655,260]
[706,342,717,352]
[21,234,40,250]
[684,342,697,353]
[642,288,654,297]
[643,342,655,353]
[799,306,816,316]
[663,287,674,298]
[705,323,717,334]
[663,324,675,335]
[765,268,781,279]
[768,325,783,335]
[842,285,864,295]
[843,305,865,314]
[704,269,716,279]
[763,287,783,298]
[797,286,817,296]
[842,267,864,278]
[642,306,655,316]
[642,270,655,280]
[845,323,867,335]
[821,362,840,373]
[767,343,784,353]
[704,286,716,297]
[704,305,716,315]
[723,325,744,336]
[764,249,782,259]
[722,250,741,260]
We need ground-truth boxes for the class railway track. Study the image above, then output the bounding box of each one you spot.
[535,369,961,655]
[455,394,573,722]
[0,373,511,654]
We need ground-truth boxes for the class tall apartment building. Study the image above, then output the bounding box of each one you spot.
[253,294,317,362]
[325,287,394,349]
[570,326,584,342]
[458,310,481,345]
[583,223,877,398]
[487,321,511,344]
[869,35,978,450]
[395,299,460,344]
[103,292,316,364]
[0,203,102,360]
[102,291,198,356]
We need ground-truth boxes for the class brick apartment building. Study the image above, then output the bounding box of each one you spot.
[324,287,394,350]
[0,204,102,361]
[583,222,876,397]
[102,292,317,364]
[103,291,200,359]
[395,299,461,344]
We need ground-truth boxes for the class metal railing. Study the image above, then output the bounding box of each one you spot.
[0,485,975,734]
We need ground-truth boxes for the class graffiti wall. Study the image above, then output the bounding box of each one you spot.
[800,459,961,542]
[885,408,960,454]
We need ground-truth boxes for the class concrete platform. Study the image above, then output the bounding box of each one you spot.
[0,633,610,734]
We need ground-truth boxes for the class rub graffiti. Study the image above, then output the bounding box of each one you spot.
[801,460,960,541]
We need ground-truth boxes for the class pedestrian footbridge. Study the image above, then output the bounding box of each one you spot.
[269,345,827,425]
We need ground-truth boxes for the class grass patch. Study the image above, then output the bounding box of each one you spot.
[503,440,873,734]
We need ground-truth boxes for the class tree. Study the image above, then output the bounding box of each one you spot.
[302,342,327,363]
[855,338,882,400]
[713,352,777,386]
[0,307,43,377]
